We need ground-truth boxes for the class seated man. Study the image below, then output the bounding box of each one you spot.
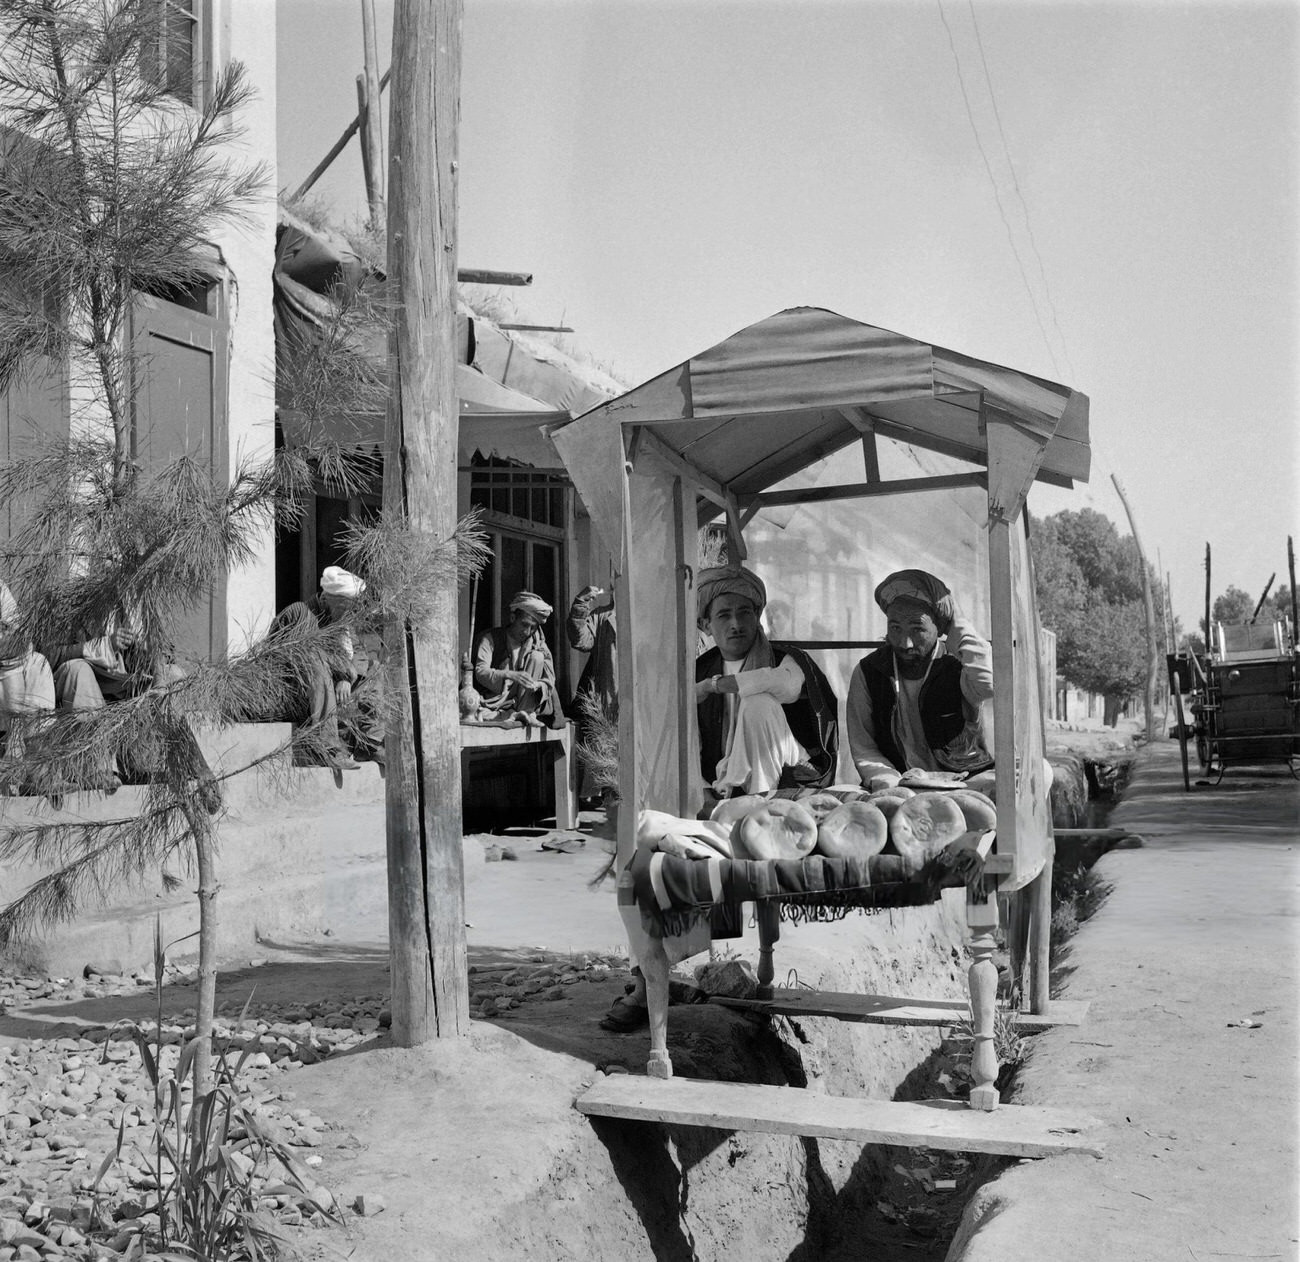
[46,602,181,789]
[473,591,564,728]
[264,565,383,770]
[601,564,838,1032]
[0,579,55,771]
[847,569,993,789]
[695,564,838,803]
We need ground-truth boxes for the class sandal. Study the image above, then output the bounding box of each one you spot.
[599,996,649,1032]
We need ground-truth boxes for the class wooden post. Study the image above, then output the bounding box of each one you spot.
[360,0,386,232]
[966,885,1000,1112]
[1025,856,1052,1014]
[383,0,468,1045]
[355,76,376,218]
[1204,543,1212,657]
[1111,476,1157,743]
[290,68,391,202]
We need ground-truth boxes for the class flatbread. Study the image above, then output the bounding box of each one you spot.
[815,802,889,861]
[897,768,968,790]
[867,786,915,821]
[964,770,997,801]
[887,793,968,875]
[948,789,997,832]
[710,794,770,826]
[797,792,846,822]
[730,799,819,861]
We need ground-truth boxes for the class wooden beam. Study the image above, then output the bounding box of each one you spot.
[291,68,391,201]
[634,426,728,507]
[710,989,1090,1032]
[724,494,747,562]
[576,1074,1104,1158]
[498,323,574,333]
[458,269,533,286]
[777,639,884,650]
[743,472,986,511]
[838,408,881,481]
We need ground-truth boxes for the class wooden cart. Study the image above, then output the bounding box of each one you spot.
[554,307,1093,1135]
[1168,538,1299,790]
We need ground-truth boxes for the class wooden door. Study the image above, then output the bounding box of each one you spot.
[131,282,228,665]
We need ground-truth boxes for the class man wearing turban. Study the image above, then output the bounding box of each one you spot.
[695,565,838,802]
[473,591,564,728]
[260,566,383,771]
[846,568,993,788]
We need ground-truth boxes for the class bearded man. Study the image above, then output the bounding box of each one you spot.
[694,564,837,802]
[474,591,565,728]
[846,569,993,789]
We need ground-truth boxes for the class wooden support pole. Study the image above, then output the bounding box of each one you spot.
[1025,856,1053,1015]
[290,68,391,202]
[1112,475,1158,742]
[383,0,469,1045]
[1204,542,1212,655]
[360,0,386,231]
[355,76,376,217]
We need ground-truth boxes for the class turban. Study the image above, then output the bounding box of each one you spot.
[874,569,954,630]
[697,565,766,623]
[321,566,365,599]
[509,591,553,622]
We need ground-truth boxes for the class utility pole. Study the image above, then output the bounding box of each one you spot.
[383,0,468,1044]
[360,0,386,232]
[1111,475,1158,743]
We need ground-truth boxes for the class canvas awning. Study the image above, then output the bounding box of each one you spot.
[563,305,1089,497]
[273,211,570,466]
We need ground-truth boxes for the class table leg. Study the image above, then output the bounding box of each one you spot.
[641,935,672,1079]
[967,884,1000,1112]
[553,724,577,830]
[756,901,780,1000]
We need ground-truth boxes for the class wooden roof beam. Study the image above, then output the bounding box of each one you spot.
[742,471,987,511]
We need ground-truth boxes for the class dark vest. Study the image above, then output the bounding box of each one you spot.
[857,645,985,774]
[696,643,838,789]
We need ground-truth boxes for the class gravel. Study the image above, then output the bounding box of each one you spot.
[0,951,628,1260]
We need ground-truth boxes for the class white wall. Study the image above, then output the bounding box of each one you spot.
[216,0,279,651]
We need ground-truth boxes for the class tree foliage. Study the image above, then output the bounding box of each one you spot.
[1033,509,1163,706]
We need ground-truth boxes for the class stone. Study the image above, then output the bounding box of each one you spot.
[81,961,123,980]
[351,1192,386,1217]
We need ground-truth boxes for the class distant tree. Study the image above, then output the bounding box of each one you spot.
[1210,586,1256,629]
[1033,509,1162,724]
[1062,598,1147,726]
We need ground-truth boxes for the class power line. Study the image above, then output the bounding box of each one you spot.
[965,0,1076,382]
[935,0,1062,380]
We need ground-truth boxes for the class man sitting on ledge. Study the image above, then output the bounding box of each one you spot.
[694,563,838,808]
[847,568,993,790]
[473,591,565,729]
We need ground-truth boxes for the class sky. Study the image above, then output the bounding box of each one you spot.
[276,0,1299,633]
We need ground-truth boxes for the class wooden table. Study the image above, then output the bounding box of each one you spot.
[458,720,578,830]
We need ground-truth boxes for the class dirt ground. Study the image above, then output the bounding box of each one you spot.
[950,739,1300,1262]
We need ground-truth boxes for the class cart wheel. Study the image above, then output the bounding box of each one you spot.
[1173,686,1192,791]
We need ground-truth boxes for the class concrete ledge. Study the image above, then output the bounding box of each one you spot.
[0,723,387,975]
